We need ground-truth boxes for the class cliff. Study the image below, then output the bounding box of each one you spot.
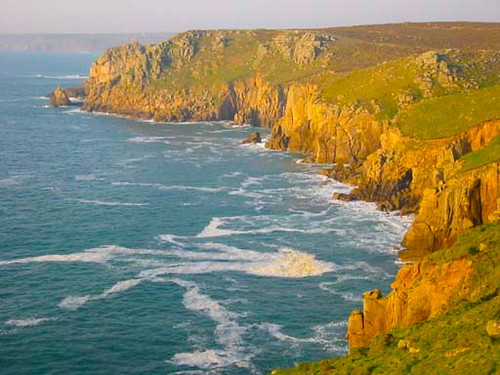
[75,22,500,373]
[274,222,500,374]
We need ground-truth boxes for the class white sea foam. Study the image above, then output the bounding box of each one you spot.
[139,244,334,279]
[34,74,88,79]
[168,279,251,369]
[260,323,316,344]
[0,175,23,187]
[260,320,348,353]
[5,317,56,328]
[128,136,172,144]
[251,248,335,278]
[0,250,109,266]
[59,278,143,310]
[63,108,81,114]
[75,174,97,181]
[111,181,224,193]
[195,216,339,238]
[58,295,92,310]
[73,199,148,207]
[0,245,167,267]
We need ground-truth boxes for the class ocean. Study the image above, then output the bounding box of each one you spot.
[0,52,411,374]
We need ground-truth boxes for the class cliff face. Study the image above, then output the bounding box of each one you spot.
[403,161,500,252]
[347,258,474,348]
[266,86,387,164]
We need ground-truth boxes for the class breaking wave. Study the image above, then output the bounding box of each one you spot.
[5,317,56,328]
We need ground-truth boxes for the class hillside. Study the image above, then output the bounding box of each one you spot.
[70,22,500,374]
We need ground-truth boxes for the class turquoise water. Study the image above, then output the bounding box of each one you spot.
[0,52,411,374]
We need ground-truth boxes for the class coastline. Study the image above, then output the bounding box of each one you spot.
[49,24,500,371]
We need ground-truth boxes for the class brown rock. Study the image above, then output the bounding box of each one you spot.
[347,258,473,349]
[332,192,357,202]
[241,132,262,144]
[49,86,71,107]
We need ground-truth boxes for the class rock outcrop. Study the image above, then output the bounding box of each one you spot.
[347,258,474,348]
[403,161,500,252]
[49,86,71,107]
[241,132,262,144]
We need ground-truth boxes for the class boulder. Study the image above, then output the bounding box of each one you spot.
[486,320,500,336]
[49,86,71,107]
[241,132,262,144]
[333,192,358,202]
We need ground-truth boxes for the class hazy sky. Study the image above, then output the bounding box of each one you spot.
[2,0,500,34]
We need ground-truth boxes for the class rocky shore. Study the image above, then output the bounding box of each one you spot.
[53,22,500,373]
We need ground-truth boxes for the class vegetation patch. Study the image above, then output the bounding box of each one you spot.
[460,136,500,172]
[396,84,500,139]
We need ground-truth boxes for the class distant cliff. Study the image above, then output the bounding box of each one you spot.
[76,22,500,373]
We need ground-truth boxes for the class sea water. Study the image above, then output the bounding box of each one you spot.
[0,52,411,374]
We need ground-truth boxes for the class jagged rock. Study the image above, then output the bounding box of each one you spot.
[241,132,262,144]
[49,86,71,107]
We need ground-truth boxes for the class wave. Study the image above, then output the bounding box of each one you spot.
[73,199,148,207]
[195,217,340,238]
[75,174,97,181]
[59,278,143,311]
[63,108,82,114]
[34,74,88,79]
[127,136,172,144]
[139,243,335,279]
[167,279,252,370]
[5,317,56,328]
[0,175,23,187]
[0,245,168,266]
[112,181,224,193]
[260,320,348,353]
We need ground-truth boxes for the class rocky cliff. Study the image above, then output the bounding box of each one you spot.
[76,23,500,372]
[275,221,500,374]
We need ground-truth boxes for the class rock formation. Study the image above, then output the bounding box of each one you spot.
[241,132,262,144]
[49,86,71,107]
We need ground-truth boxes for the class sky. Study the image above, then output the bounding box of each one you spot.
[2,0,500,34]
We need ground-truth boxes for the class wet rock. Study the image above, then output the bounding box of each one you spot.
[333,192,358,202]
[49,86,71,107]
[241,132,262,144]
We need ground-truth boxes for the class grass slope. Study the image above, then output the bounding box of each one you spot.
[461,136,500,172]
[397,84,500,139]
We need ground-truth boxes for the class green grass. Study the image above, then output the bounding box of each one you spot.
[273,222,500,375]
[396,84,500,139]
[313,57,421,120]
[460,136,500,172]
